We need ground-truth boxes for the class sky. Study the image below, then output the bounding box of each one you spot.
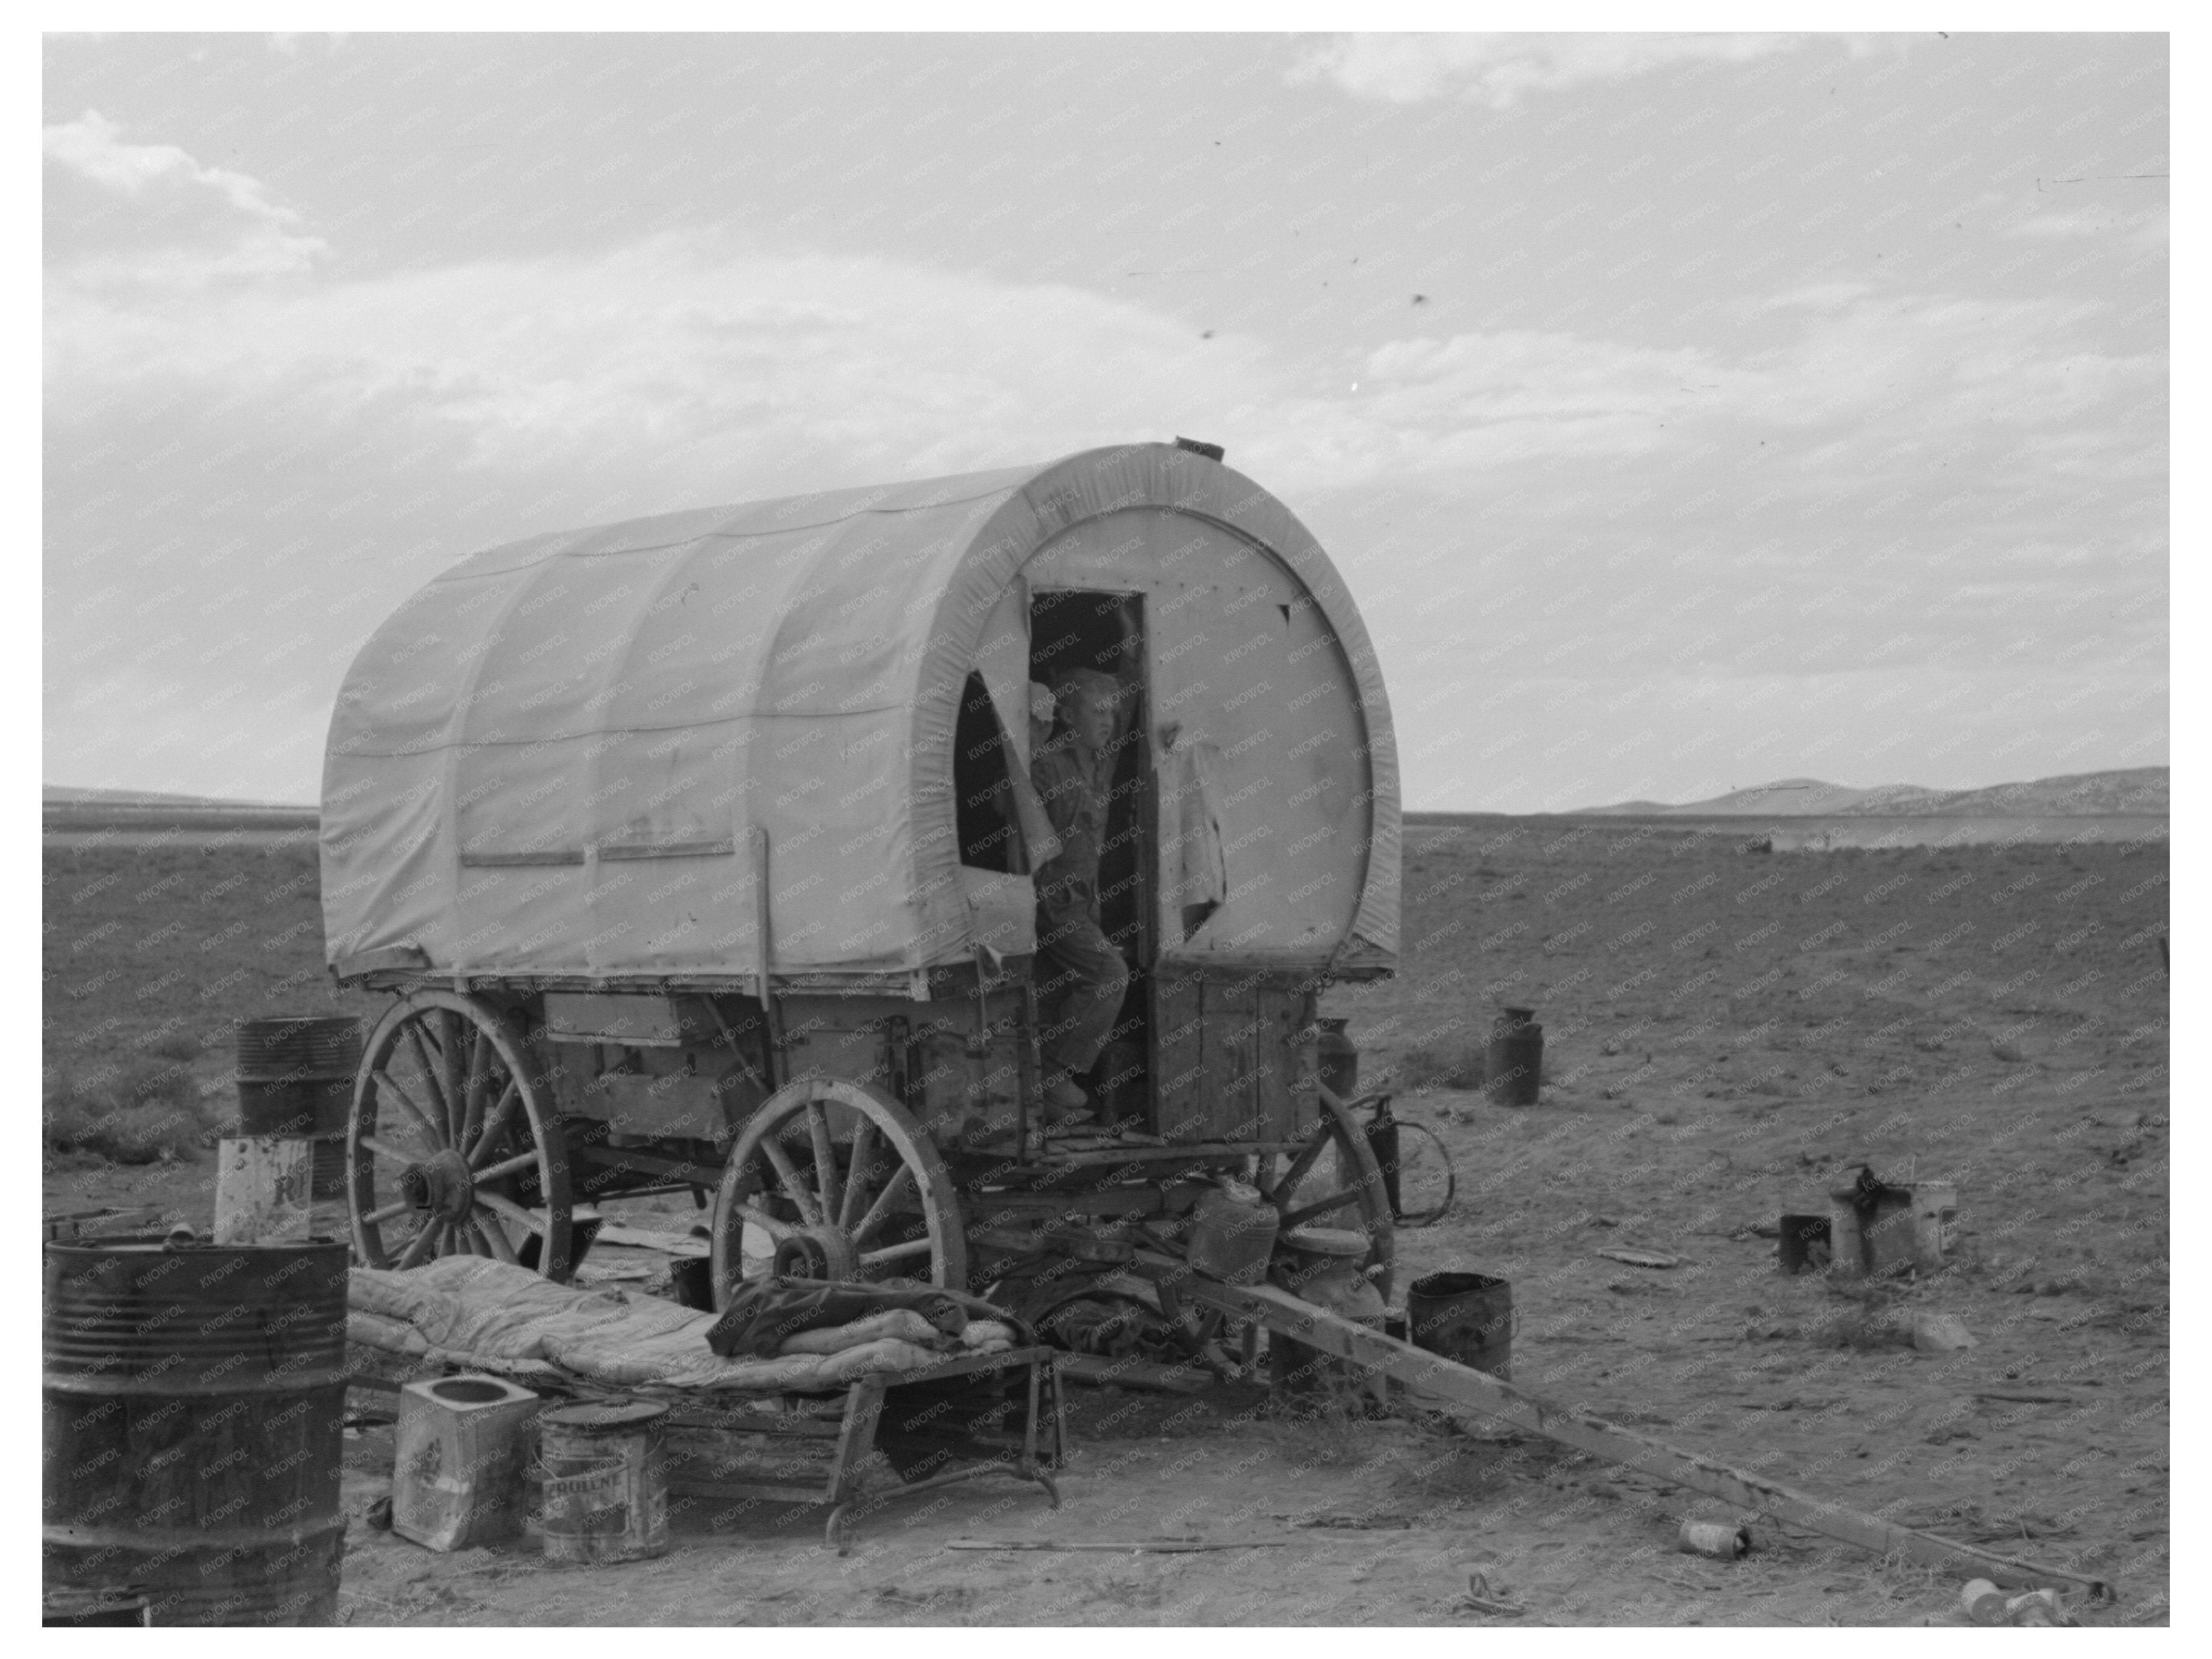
[42,30,2168,812]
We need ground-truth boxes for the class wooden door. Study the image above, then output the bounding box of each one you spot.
[1151,968,1317,1145]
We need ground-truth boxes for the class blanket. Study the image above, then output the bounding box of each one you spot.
[347,1257,1012,1393]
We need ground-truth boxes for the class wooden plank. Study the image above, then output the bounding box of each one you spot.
[667,1478,836,1504]
[1132,1252,2114,1601]
[660,1414,846,1439]
[827,1380,888,1506]
[1151,971,1206,1143]
[1200,975,1259,1142]
[948,1537,1286,1554]
[1257,980,1311,1141]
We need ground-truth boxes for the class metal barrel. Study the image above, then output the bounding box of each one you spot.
[1483,1006,1543,1107]
[1314,1017,1359,1102]
[42,1238,349,1626]
[234,1016,361,1201]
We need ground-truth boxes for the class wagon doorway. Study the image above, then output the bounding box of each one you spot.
[1028,589,1155,1127]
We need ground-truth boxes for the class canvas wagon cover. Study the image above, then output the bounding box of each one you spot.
[322,443,1399,983]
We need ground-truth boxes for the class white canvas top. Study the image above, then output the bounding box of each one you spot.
[321,443,1400,984]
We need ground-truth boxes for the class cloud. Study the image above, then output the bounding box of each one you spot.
[45,157,2163,805]
[1233,284,2161,507]
[46,232,1272,496]
[2005,203,2168,252]
[43,110,325,282]
[1286,32,1814,107]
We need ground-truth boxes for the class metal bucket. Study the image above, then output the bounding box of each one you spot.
[1406,1270,1514,1381]
[1483,1007,1543,1107]
[538,1400,670,1564]
[43,1237,348,1626]
[235,1016,361,1200]
[1777,1213,1831,1275]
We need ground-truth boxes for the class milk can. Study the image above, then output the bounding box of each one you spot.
[1268,1226,1387,1411]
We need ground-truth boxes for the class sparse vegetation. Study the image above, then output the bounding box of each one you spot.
[43,1056,230,1164]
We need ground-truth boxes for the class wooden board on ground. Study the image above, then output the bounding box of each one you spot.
[1131,1250,2114,1601]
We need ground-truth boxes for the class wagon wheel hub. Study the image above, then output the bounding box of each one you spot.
[399,1147,476,1224]
[773,1225,859,1282]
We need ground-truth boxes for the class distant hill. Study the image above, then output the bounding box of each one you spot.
[1578,766,2166,818]
[44,784,315,811]
[43,782,318,831]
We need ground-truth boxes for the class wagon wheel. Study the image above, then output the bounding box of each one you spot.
[347,990,576,1280]
[709,1078,968,1307]
[1255,1086,1397,1300]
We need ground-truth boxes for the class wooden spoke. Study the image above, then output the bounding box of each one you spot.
[858,1238,933,1269]
[469,1208,520,1265]
[852,1163,916,1247]
[402,1021,452,1135]
[440,1011,469,1141]
[758,1135,824,1226]
[467,1080,522,1167]
[359,1133,416,1167]
[806,1102,841,1222]
[371,1068,443,1146]
[733,1201,799,1242]
[364,1197,412,1225]
[474,1147,541,1185]
[1267,1128,1330,1206]
[396,1220,443,1268]
[1279,1188,1365,1230]
[839,1120,880,1232]
[460,1025,492,1148]
[475,1189,548,1237]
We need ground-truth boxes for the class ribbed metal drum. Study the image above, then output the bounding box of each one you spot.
[42,1238,349,1626]
[235,1016,361,1200]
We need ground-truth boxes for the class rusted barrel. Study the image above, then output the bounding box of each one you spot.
[1483,1006,1543,1107]
[42,1237,348,1626]
[235,1016,360,1200]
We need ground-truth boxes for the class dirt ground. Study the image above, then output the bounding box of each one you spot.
[43,818,2168,1626]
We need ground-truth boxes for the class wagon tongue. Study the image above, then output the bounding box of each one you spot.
[398,1147,477,1223]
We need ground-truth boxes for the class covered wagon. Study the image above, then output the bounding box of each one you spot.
[321,440,1402,1328]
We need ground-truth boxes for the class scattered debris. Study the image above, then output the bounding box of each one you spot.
[1965,1580,2074,1626]
[2006,1589,2070,1626]
[1913,1312,1978,1352]
[591,1223,709,1256]
[1597,1247,1683,1269]
[1457,1570,1525,1615]
[1679,1520,1751,1559]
